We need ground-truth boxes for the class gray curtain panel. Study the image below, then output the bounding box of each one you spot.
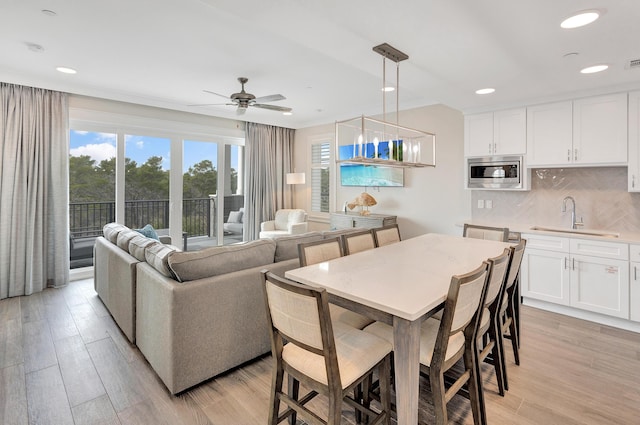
[244,122,295,240]
[0,83,69,299]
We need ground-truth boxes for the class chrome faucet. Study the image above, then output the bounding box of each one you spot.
[562,196,584,229]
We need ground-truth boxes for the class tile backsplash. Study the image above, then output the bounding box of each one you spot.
[471,167,640,232]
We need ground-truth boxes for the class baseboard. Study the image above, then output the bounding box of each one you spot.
[523,297,640,333]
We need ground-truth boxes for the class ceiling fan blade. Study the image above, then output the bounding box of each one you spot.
[253,94,285,103]
[187,102,229,107]
[252,103,292,112]
[203,89,230,100]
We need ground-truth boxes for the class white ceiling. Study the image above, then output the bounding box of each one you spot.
[2,0,640,129]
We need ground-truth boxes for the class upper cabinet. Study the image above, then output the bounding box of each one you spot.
[527,93,628,167]
[464,108,526,157]
[628,91,640,191]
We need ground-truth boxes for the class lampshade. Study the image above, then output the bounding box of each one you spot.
[286,172,306,185]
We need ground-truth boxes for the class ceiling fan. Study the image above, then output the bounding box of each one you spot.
[191,77,292,115]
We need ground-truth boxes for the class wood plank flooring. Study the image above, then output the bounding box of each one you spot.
[1,278,640,424]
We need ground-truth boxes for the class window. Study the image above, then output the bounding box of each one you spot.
[311,142,330,213]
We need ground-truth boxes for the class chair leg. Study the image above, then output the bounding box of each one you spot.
[288,376,299,425]
[430,369,448,425]
[379,355,391,425]
[508,310,520,366]
[328,391,343,425]
[269,365,284,425]
[490,318,507,396]
[465,345,485,425]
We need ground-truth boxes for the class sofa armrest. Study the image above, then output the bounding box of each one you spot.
[261,220,276,231]
[289,222,308,235]
[158,235,172,244]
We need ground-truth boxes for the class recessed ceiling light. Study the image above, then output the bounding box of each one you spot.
[382,86,395,92]
[561,10,601,29]
[283,111,292,116]
[56,67,77,74]
[580,64,609,74]
[475,88,495,95]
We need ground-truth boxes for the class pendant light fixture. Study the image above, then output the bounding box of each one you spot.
[335,43,436,168]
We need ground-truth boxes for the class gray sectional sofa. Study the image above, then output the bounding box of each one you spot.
[93,223,362,394]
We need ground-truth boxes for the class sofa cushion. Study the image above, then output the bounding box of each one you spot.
[116,229,141,252]
[145,243,180,278]
[135,223,160,240]
[103,223,129,244]
[227,211,243,223]
[168,239,276,282]
[128,234,159,261]
[273,232,323,263]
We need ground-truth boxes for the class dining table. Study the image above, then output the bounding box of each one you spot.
[285,232,512,425]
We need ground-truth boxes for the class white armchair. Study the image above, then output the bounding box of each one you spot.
[259,209,308,238]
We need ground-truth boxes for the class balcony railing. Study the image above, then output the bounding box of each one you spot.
[69,195,244,268]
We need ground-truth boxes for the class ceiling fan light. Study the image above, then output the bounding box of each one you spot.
[382,86,395,92]
[283,111,292,116]
[561,10,601,29]
[56,66,77,74]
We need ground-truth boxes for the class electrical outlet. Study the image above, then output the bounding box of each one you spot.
[477,200,485,209]
[486,200,493,209]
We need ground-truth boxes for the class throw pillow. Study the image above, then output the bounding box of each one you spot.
[103,223,128,244]
[145,243,179,278]
[135,223,159,240]
[227,211,242,223]
[128,234,159,262]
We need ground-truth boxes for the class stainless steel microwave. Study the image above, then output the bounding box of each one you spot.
[467,156,524,189]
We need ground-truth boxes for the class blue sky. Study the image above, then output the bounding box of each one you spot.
[69,130,239,172]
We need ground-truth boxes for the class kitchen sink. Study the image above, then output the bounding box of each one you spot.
[529,226,620,238]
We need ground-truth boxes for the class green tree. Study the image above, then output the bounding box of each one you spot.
[183,159,217,198]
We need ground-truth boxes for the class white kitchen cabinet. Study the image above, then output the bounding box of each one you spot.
[464,108,526,157]
[573,93,628,165]
[628,91,640,191]
[521,233,630,319]
[526,101,573,166]
[527,93,628,167]
[521,234,571,305]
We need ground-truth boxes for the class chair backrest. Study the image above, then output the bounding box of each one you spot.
[298,237,344,267]
[341,229,376,255]
[463,224,509,242]
[261,271,332,356]
[484,248,512,308]
[505,239,527,291]
[373,224,401,247]
[433,262,490,363]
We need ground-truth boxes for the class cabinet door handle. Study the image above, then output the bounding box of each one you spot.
[574,148,578,161]
[635,266,637,281]
[489,143,492,154]
[494,143,497,154]
[567,149,571,161]
[564,257,569,269]
[572,258,576,270]
[633,175,636,189]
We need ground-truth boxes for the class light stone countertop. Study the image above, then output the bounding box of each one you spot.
[460,220,640,245]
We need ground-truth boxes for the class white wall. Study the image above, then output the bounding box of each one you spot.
[293,104,471,238]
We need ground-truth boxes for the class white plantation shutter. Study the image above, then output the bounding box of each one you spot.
[311,142,330,213]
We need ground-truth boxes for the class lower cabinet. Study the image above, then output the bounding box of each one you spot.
[522,233,630,319]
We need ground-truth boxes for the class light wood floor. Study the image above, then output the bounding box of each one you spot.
[1,278,640,425]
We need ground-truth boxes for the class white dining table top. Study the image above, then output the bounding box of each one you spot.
[285,233,512,321]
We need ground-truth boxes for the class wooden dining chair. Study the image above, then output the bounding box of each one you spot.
[372,224,401,247]
[499,239,527,389]
[341,229,376,255]
[476,247,512,420]
[261,271,392,425]
[463,224,509,242]
[298,238,373,330]
[364,262,491,425]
